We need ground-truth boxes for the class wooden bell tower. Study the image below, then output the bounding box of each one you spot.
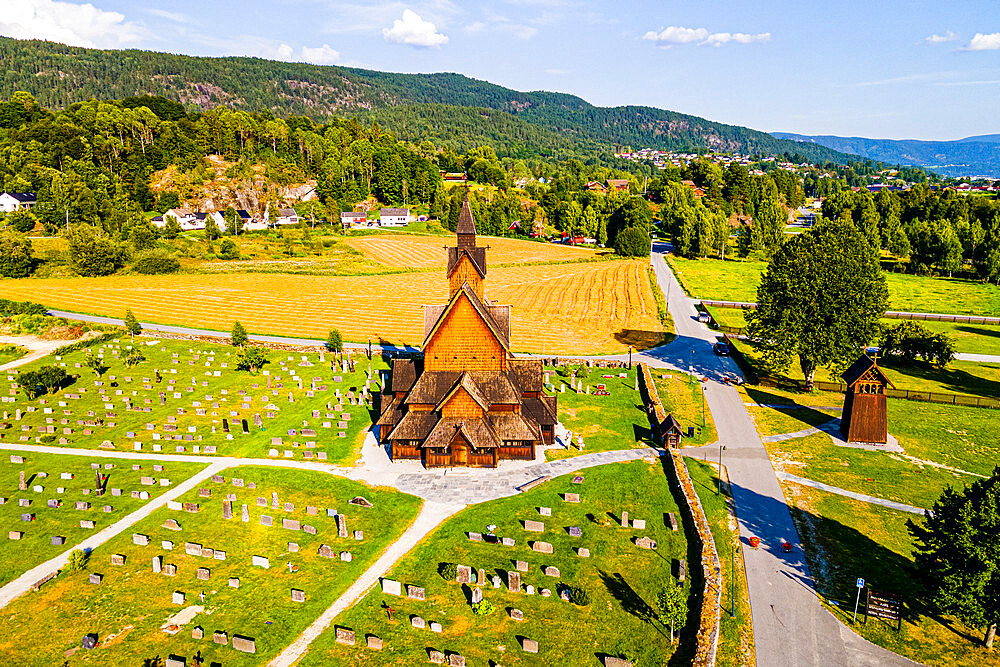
[840,354,895,444]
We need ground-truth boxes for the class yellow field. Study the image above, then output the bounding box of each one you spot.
[345,234,597,268]
[4,260,664,354]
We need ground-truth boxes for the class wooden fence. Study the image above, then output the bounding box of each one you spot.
[700,300,1000,324]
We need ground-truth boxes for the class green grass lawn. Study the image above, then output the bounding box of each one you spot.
[0,465,423,667]
[2,336,385,464]
[652,372,718,446]
[670,256,1000,316]
[0,453,207,586]
[750,392,999,509]
[0,345,28,366]
[784,483,998,666]
[299,459,692,667]
[685,459,754,667]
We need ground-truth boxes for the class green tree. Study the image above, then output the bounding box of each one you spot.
[123,351,146,367]
[745,218,888,386]
[0,229,33,278]
[880,321,955,367]
[218,238,239,260]
[120,309,141,345]
[656,584,687,642]
[235,346,268,373]
[84,354,108,377]
[908,469,1000,647]
[162,217,181,240]
[614,226,651,258]
[6,209,37,233]
[65,549,89,572]
[326,328,343,352]
[157,191,180,211]
[231,321,248,348]
[68,225,124,277]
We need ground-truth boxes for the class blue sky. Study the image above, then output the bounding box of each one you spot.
[2,0,999,140]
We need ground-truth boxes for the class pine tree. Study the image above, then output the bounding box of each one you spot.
[123,309,141,341]
[231,321,248,348]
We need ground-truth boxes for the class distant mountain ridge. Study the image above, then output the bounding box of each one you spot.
[0,36,854,163]
[772,132,1000,178]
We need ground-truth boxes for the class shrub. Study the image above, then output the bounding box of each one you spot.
[65,549,88,572]
[52,332,118,356]
[880,321,955,367]
[326,328,343,353]
[132,252,181,275]
[567,585,590,606]
[161,217,181,239]
[6,209,37,233]
[235,346,268,373]
[472,599,495,616]
[0,229,33,277]
[69,224,125,277]
[438,562,458,581]
[218,238,239,260]
[615,225,652,258]
[123,351,146,367]
[0,299,46,316]
[231,321,248,347]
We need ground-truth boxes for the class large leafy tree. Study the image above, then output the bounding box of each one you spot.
[908,470,1000,647]
[745,218,888,385]
[68,224,125,277]
[0,229,33,278]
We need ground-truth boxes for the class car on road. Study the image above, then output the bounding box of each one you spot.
[713,341,729,356]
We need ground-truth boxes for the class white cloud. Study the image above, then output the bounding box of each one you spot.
[643,25,769,47]
[0,0,145,48]
[464,21,486,33]
[967,32,1000,51]
[382,9,448,47]
[926,30,957,43]
[301,43,341,65]
[147,8,190,24]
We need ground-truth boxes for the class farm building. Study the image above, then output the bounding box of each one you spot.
[379,208,411,226]
[378,195,557,468]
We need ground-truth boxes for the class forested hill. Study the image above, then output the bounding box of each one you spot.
[772,132,1000,178]
[0,37,852,162]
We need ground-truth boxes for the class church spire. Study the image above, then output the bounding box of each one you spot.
[456,193,476,250]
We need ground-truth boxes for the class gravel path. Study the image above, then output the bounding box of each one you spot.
[0,335,82,372]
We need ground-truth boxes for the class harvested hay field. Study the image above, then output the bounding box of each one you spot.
[346,234,598,268]
[3,260,665,354]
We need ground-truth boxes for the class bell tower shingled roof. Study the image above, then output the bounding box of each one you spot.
[457,193,476,250]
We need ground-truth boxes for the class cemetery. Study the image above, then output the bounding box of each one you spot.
[0,452,207,585]
[0,337,384,464]
[299,460,692,666]
[0,465,423,666]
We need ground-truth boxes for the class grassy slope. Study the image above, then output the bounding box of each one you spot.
[3,337,383,464]
[299,460,692,667]
[0,466,423,667]
[0,453,207,585]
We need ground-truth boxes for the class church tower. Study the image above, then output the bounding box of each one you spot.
[446,195,487,300]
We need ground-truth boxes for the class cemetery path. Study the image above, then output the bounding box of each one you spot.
[268,499,465,667]
[653,246,920,667]
[0,335,82,371]
[775,472,928,515]
[0,459,228,611]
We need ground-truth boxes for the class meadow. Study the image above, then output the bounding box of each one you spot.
[0,465,423,667]
[2,336,384,464]
[670,256,1000,316]
[299,459,691,667]
[0,259,665,354]
[345,234,599,268]
[0,453,208,585]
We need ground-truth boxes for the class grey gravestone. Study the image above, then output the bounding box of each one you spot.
[508,570,521,593]
[291,589,305,602]
[232,636,256,653]
[367,635,382,650]
[544,566,560,577]
[578,547,591,558]
[633,519,646,530]
[213,631,227,645]
[196,567,210,580]
[381,579,402,596]
[524,520,544,532]
[569,526,582,537]
[163,564,177,576]
[471,587,483,604]
[89,573,102,585]
[510,608,524,621]
[335,627,355,645]
[242,504,249,522]
[539,506,551,516]
[222,501,232,520]
[337,514,348,538]
[172,591,184,604]
[621,511,629,528]
[455,565,472,584]
[407,585,425,600]
[152,556,162,573]
[532,541,554,554]
[260,515,273,527]
[410,616,425,629]
[522,638,539,653]
[229,578,240,588]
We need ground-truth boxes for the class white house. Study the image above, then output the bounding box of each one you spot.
[340,211,372,229]
[379,207,411,227]
[271,207,299,226]
[0,192,37,213]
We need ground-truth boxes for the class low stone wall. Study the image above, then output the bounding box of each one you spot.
[637,362,721,666]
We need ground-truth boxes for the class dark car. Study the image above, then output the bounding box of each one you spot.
[713,342,729,356]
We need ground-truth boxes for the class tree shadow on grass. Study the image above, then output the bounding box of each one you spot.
[955,325,1000,340]
[744,386,840,431]
[598,569,659,629]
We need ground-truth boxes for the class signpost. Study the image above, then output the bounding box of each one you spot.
[866,589,903,630]
[853,578,865,622]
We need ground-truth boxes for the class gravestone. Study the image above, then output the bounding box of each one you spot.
[471,587,483,604]
[429,651,444,664]
[468,532,482,542]
[89,573,102,585]
[288,542,299,553]
[282,518,300,531]
[564,493,580,503]
[196,567,210,580]
[318,545,335,558]
[635,536,657,550]
[492,575,501,588]
[501,537,515,547]
[213,631,227,645]
[621,511,629,528]
[367,635,383,650]
[163,564,177,576]
[229,578,240,588]
[407,585,425,601]
[152,556,162,573]
[544,566,560,577]
[578,547,591,558]
[192,626,203,640]
[252,555,270,569]
[522,638,539,653]
[381,579,402,596]
[456,565,472,584]
[291,589,305,602]
[260,515,273,527]
[524,520,544,532]
[569,526,582,537]
[632,519,646,530]
[335,627,355,645]
[539,506,551,516]
[232,636,256,653]
[508,571,521,593]
[111,554,125,566]
[242,504,249,522]
[132,534,150,546]
[478,568,486,586]
[172,591,184,604]
[410,616,425,629]
[337,514,347,538]
[532,541,554,554]
[667,512,678,531]
[51,535,65,546]
[510,608,524,621]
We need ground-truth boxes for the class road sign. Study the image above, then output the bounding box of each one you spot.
[857,578,865,589]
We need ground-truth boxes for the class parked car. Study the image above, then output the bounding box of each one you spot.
[713,341,729,356]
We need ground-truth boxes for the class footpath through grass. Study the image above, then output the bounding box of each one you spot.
[3,336,384,465]
[670,256,1000,316]
[785,483,998,666]
[300,459,692,667]
[0,453,207,586]
[0,465,423,667]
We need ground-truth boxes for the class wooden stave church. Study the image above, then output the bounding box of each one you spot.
[377,195,557,468]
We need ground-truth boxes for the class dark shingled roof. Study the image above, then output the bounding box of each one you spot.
[508,359,543,393]
[489,412,542,441]
[840,355,895,388]
[470,371,521,405]
[436,372,490,412]
[405,371,462,405]
[390,358,422,393]
[405,371,522,407]
[422,418,501,449]
[456,194,476,237]
[522,396,557,426]
[376,395,404,426]
[662,414,684,434]
[386,411,439,441]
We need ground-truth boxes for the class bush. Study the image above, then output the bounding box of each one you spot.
[52,332,117,357]
[880,321,955,367]
[6,209,37,233]
[472,599,495,616]
[326,328,343,353]
[69,225,125,277]
[123,351,145,367]
[0,229,33,277]
[0,298,46,316]
[615,225,652,258]
[231,321,248,347]
[132,252,181,275]
[234,346,268,373]
[65,549,88,572]
[567,585,590,606]
[438,562,458,581]
[218,238,239,260]
[161,217,181,239]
